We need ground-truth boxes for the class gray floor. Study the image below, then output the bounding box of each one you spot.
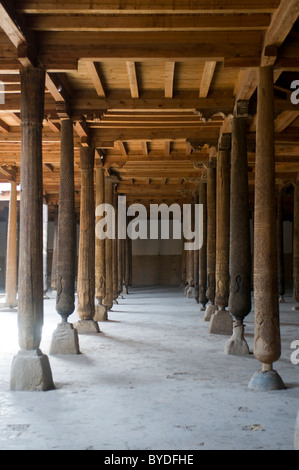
[0,286,298,450]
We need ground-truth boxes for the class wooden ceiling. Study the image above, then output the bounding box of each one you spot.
[0,0,299,217]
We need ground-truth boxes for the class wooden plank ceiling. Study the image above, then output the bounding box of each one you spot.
[0,0,299,217]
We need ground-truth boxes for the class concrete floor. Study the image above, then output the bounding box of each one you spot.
[0,286,298,450]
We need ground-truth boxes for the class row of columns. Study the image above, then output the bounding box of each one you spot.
[183,67,299,390]
[8,67,132,390]
[4,65,298,392]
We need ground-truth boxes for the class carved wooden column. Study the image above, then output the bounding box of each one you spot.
[293,174,299,310]
[50,204,58,292]
[209,141,233,335]
[112,187,119,303]
[43,201,49,297]
[50,118,80,354]
[94,167,108,321]
[5,181,18,309]
[186,199,195,299]
[104,178,114,310]
[277,186,286,304]
[225,113,251,355]
[248,66,285,390]
[74,146,99,333]
[193,189,200,303]
[198,179,208,310]
[204,165,218,321]
[10,67,54,391]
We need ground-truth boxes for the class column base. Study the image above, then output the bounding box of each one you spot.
[186,286,195,298]
[294,411,299,450]
[248,369,286,391]
[49,322,80,355]
[225,323,250,355]
[3,300,18,309]
[10,349,55,391]
[209,308,233,335]
[279,296,285,303]
[73,319,100,334]
[204,303,218,321]
[94,303,108,321]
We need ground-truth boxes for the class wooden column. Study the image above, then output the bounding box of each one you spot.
[50,118,80,354]
[248,66,285,390]
[293,175,299,310]
[50,204,58,292]
[204,165,218,321]
[193,189,199,303]
[5,181,18,308]
[225,114,251,355]
[112,188,119,303]
[198,179,208,311]
[75,146,99,333]
[43,201,49,297]
[94,167,108,321]
[10,67,54,391]
[186,200,195,299]
[104,178,114,310]
[277,186,286,304]
[209,143,233,335]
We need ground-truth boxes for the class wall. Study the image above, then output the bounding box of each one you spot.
[132,218,183,287]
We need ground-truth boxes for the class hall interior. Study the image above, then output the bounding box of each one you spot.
[0,0,299,451]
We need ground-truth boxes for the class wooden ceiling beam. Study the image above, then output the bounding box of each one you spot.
[84,61,106,97]
[0,0,38,67]
[15,1,280,14]
[25,13,271,32]
[199,61,217,98]
[126,61,139,99]
[164,62,175,99]
[261,0,299,67]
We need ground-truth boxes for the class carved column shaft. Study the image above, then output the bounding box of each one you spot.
[204,165,217,320]
[95,167,106,303]
[249,67,285,390]
[253,67,281,367]
[209,145,233,335]
[193,189,199,303]
[56,118,76,320]
[18,67,45,351]
[5,181,18,308]
[228,116,251,322]
[198,180,207,310]
[277,187,285,302]
[294,176,299,304]
[104,179,114,310]
[76,146,98,332]
[215,149,230,310]
[11,67,54,391]
[225,115,251,355]
[50,204,58,292]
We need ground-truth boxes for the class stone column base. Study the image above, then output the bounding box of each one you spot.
[10,349,55,391]
[186,286,195,298]
[94,303,108,321]
[73,319,100,334]
[209,308,233,335]
[204,303,218,321]
[225,324,250,355]
[49,322,80,355]
[248,369,286,391]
